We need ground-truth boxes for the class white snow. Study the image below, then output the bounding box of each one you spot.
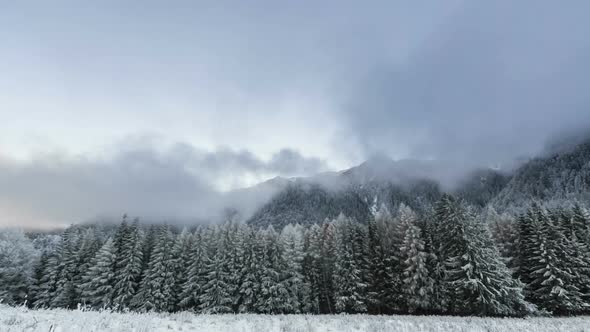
[1,305,589,332]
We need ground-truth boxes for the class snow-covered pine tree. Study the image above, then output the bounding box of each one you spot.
[281,223,311,313]
[302,224,323,314]
[571,203,590,246]
[420,212,445,314]
[237,227,262,313]
[223,222,246,312]
[76,228,101,278]
[198,226,233,314]
[28,251,49,307]
[0,229,38,306]
[332,214,367,313]
[383,204,415,312]
[318,221,337,313]
[169,228,193,311]
[365,217,387,314]
[51,226,82,309]
[178,227,206,311]
[33,246,62,308]
[436,194,532,316]
[80,238,117,309]
[400,222,434,313]
[515,206,541,289]
[525,207,589,315]
[256,225,290,314]
[112,219,144,311]
[489,213,519,272]
[132,225,176,312]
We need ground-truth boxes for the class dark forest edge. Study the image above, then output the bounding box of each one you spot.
[2,195,590,317]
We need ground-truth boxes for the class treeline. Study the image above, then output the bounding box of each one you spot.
[1,195,590,316]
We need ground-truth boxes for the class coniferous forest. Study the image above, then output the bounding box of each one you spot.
[2,195,590,317]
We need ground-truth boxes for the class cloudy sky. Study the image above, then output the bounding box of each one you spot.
[1,0,590,227]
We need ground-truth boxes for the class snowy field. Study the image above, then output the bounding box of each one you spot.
[1,306,589,332]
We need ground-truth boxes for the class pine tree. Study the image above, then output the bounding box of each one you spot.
[525,208,589,315]
[571,203,590,246]
[382,204,415,312]
[256,225,290,314]
[281,224,311,313]
[80,238,117,309]
[112,219,144,310]
[34,249,61,308]
[51,226,81,309]
[0,229,38,306]
[332,214,367,313]
[169,228,192,311]
[132,225,175,312]
[302,224,323,314]
[223,222,246,312]
[317,222,337,313]
[435,195,532,316]
[400,222,434,313]
[237,227,262,313]
[199,226,232,313]
[29,251,49,307]
[178,228,206,311]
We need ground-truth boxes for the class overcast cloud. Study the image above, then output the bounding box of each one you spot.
[1,0,590,227]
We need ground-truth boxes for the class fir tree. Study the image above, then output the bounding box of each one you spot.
[51,226,81,309]
[236,227,262,313]
[400,222,434,313]
[198,229,233,314]
[281,224,311,313]
[256,226,290,314]
[80,238,117,309]
[132,225,175,312]
[332,215,367,313]
[112,219,144,310]
[178,228,206,311]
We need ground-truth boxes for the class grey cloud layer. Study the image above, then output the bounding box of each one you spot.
[0,142,327,227]
[343,0,590,166]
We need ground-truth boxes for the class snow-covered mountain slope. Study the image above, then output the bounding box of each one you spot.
[244,136,590,228]
[492,138,590,213]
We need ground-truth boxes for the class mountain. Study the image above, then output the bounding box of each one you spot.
[492,137,590,212]
[246,136,590,228]
[246,156,506,228]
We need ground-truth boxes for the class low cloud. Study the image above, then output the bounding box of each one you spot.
[0,139,328,229]
[343,1,590,168]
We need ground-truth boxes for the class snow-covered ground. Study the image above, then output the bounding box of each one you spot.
[1,305,589,332]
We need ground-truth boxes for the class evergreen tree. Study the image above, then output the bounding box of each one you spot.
[281,224,311,313]
[436,195,532,316]
[302,224,323,314]
[80,238,117,309]
[400,222,434,313]
[178,228,206,311]
[51,226,81,309]
[332,214,367,313]
[169,228,193,311]
[256,226,290,314]
[237,227,262,313]
[525,208,588,314]
[112,219,144,310]
[199,226,233,313]
[132,225,175,312]
[0,229,38,306]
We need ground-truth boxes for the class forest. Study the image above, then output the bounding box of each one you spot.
[1,194,589,317]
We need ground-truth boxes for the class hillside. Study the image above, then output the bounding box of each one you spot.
[247,137,590,227]
[492,138,590,212]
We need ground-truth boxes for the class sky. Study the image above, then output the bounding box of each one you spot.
[1,0,590,228]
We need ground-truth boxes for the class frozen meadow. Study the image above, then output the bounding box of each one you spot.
[1,306,589,332]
